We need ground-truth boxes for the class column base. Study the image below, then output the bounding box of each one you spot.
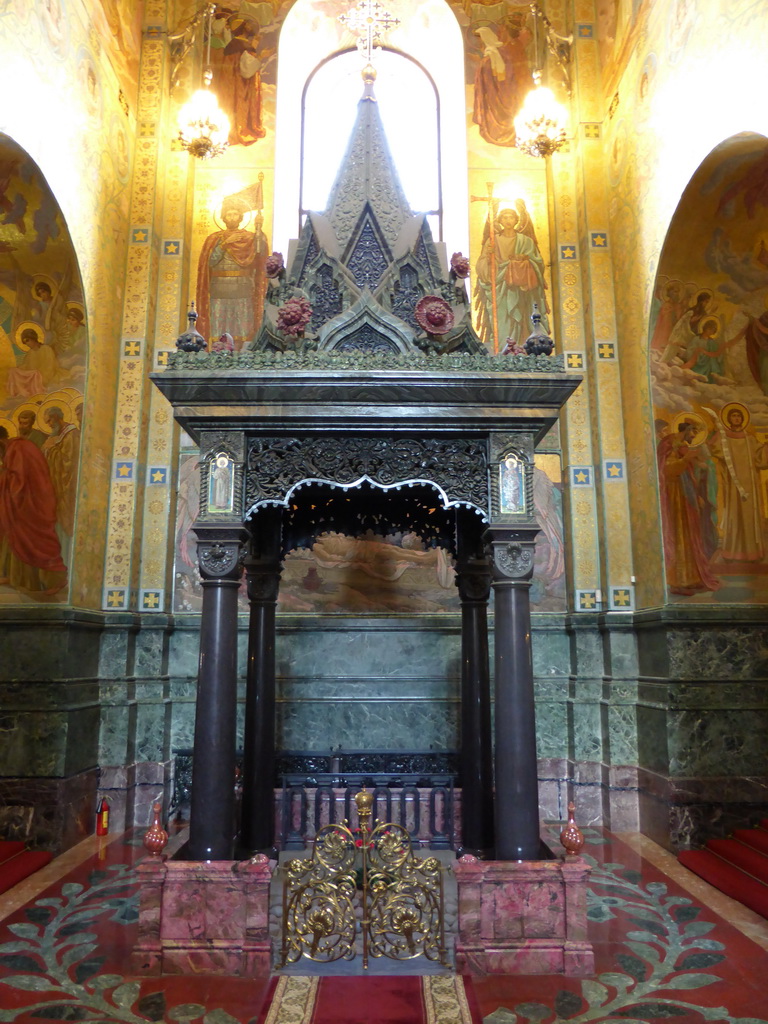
[454,850,594,976]
[131,828,273,976]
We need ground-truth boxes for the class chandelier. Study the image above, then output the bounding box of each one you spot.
[176,4,230,159]
[514,3,570,159]
[514,69,568,158]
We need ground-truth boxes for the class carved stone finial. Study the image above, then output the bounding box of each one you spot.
[523,303,554,356]
[176,302,207,352]
[559,801,584,856]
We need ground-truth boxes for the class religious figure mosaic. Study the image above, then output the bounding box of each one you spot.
[650,137,768,602]
[0,137,86,603]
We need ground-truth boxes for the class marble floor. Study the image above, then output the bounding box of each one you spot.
[0,826,767,1023]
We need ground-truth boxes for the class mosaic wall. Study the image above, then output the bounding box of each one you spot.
[0,138,86,602]
[0,0,136,607]
[650,136,768,603]
[602,0,768,608]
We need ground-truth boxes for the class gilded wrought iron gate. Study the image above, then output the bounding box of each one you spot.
[279,789,447,969]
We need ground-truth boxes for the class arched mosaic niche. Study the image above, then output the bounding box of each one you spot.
[649,131,768,603]
[0,134,87,604]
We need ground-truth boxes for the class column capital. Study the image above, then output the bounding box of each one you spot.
[455,556,492,603]
[245,561,282,603]
[193,523,249,582]
[484,525,540,582]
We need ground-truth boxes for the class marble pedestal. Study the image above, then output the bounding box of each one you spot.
[131,830,273,976]
[454,851,594,976]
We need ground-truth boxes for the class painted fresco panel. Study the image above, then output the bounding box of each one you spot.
[0,138,86,603]
[650,137,768,603]
[172,450,566,613]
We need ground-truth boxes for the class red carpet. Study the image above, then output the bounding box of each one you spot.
[679,821,768,919]
[258,975,480,1024]
[0,840,26,863]
[0,845,52,894]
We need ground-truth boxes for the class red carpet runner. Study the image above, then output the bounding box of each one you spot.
[258,976,481,1024]
[679,818,768,918]
[0,839,52,895]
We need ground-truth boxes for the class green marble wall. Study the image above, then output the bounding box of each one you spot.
[1,608,767,852]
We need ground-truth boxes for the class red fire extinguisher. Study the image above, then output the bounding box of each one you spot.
[96,798,110,836]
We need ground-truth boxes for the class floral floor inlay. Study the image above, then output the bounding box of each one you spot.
[0,829,766,1023]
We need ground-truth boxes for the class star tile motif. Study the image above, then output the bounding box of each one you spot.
[571,466,592,486]
[115,461,133,480]
[560,245,577,260]
[604,460,625,480]
[131,227,149,243]
[148,467,167,485]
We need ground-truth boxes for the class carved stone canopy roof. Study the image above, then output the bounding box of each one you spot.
[252,78,484,357]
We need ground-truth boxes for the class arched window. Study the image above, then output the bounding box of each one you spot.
[301,48,441,241]
[273,0,468,257]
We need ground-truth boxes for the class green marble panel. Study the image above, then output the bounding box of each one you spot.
[531,628,570,677]
[570,626,603,677]
[276,628,460,680]
[668,627,768,681]
[636,705,669,774]
[571,698,603,762]
[97,628,131,679]
[668,680,768,711]
[279,676,458,700]
[134,629,167,678]
[277,698,460,751]
[668,708,768,777]
[63,706,100,775]
[98,704,132,764]
[135,701,169,763]
[0,711,67,775]
[169,700,196,751]
[533,697,568,759]
[603,626,639,679]
[604,702,638,765]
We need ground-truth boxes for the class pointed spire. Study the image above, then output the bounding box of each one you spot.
[323,67,413,250]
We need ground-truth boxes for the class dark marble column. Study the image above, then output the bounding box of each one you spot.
[188,525,248,861]
[241,509,283,854]
[486,526,541,861]
[455,521,494,856]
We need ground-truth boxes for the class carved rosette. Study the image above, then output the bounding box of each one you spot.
[245,436,489,516]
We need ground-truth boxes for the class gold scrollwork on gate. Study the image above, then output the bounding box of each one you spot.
[279,789,447,969]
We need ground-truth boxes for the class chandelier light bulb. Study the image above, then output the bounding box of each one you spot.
[514,72,568,159]
[177,86,230,160]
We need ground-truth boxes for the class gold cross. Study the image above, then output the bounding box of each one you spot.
[339,0,400,63]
